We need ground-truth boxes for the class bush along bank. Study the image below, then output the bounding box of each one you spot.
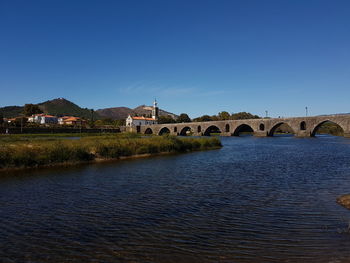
[0,135,222,169]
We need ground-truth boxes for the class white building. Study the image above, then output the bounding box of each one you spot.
[28,114,58,124]
[126,99,159,127]
[126,116,157,126]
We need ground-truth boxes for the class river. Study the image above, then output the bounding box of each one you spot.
[1,135,350,263]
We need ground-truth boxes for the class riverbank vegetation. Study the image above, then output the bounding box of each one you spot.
[0,133,222,169]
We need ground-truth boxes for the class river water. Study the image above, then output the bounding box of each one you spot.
[1,135,350,263]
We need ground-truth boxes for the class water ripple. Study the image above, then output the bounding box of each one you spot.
[1,136,350,262]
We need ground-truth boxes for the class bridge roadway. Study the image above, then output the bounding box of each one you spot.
[127,115,350,137]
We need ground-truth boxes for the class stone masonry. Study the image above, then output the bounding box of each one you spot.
[130,115,350,138]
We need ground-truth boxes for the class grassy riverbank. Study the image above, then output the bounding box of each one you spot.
[0,133,222,169]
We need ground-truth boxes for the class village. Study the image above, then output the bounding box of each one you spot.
[4,114,86,126]
[2,99,160,128]
[0,100,162,135]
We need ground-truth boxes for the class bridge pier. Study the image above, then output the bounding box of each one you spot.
[254,131,268,137]
[295,131,312,138]
[344,132,350,138]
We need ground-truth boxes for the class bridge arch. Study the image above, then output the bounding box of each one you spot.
[144,128,153,135]
[204,125,221,136]
[233,124,254,136]
[311,120,345,137]
[225,124,230,133]
[180,126,192,136]
[300,121,306,130]
[197,125,201,133]
[268,122,295,136]
[159,127,170,135]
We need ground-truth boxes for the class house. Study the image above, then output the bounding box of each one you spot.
[28,114,58,124]
[126,99,159,127]
[27,114,43,123]
[58,116,85,126]
[7,118,16,123]
[27,116,35,122]
[58,116,71,125]
[39,115,58,124]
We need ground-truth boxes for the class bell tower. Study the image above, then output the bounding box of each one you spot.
[152,99,159,120]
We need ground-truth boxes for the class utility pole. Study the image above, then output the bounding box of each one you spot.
[20,114,24,133]
[305,106,308,117]
[90,109,94,128]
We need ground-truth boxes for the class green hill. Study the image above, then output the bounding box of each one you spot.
[38,98,99,119]
[0,106,24,118]
[0,98,101,119]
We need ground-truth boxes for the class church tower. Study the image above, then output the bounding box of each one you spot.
[152,99,159,120]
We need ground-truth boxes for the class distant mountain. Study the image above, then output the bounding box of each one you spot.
[96,107,133,120]
[0,98,100,119]
[133,105,178,120]
[0,98,178,120]
[96,105,178,120]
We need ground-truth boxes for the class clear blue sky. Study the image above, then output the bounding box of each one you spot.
[1,0,349,118]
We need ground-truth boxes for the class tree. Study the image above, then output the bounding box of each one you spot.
[114,119,126,126]
[101,118,114,125]
[23,104,43,116]
[94,120,104,127]
[14,117,28,127]
[0,112,3,126]
[177,113,191,123]
[192,112,260,122]
[210,115,219,121]
[231,112,260,120]
[158,115,176,124]
[218,111,230,120]
[193,115,213,122]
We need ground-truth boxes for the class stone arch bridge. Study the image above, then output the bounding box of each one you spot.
[132,115,350,137]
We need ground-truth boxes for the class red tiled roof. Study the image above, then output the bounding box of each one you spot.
[64,117,81,122]
[131,116,155,121]
[32,114,57,118]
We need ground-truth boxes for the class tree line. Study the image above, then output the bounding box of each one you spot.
[158,111,260,124]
